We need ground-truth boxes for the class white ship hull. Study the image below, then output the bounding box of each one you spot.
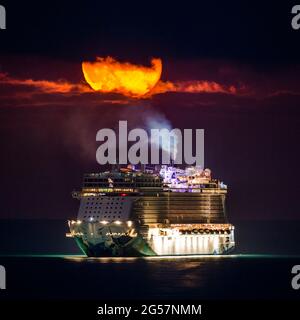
[68,221,235,256]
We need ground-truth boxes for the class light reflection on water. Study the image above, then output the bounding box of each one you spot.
[1,253,299,299]
[1,254,299,261]
[63,253,300,262]
[61,253,300,291]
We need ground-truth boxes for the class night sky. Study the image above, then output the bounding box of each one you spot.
[0,1,299,221]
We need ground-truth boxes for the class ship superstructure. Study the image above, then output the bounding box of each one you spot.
[67,165,235,256]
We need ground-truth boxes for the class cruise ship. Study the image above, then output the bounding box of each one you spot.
[67,165,235,256]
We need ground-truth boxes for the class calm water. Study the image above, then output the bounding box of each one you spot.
[0,255,300,300]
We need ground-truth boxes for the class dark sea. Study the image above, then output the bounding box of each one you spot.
[0,220,300,300]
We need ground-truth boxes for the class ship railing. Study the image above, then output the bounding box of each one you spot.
[163,187,227,194]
